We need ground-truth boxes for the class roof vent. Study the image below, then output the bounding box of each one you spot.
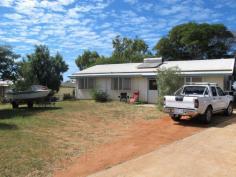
[137,57,163,68]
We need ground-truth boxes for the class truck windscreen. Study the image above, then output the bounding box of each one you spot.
[182,86,207,95]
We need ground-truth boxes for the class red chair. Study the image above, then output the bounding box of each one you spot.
[129,91,139,104]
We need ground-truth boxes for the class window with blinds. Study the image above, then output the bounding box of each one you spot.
[78,78,95,89]
[111,78,131,90]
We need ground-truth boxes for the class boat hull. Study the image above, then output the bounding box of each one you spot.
[6,90,50,100]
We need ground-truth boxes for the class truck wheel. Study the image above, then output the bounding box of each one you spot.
[202,107,212,124]
[12,102,19,109]
[27,102,33,109]
[224,103,233,116]
[170,114,181,122]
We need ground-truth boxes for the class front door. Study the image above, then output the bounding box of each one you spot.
[148,79,158,103]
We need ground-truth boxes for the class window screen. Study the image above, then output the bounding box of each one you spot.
[192,77,202,82]
[111,78,118,90]
[78,78,95,89]
[87,78,95,89]
[78,78,85,89]
[119,78,122,90]
[122,78,131,90]
[111,78,131,90]
[185,77,202,84]
[149,79,157,90]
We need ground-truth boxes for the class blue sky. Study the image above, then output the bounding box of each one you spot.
[0,0,236,80]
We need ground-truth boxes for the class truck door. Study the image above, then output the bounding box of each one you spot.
[216,87,228,109]
[210,86,221,111]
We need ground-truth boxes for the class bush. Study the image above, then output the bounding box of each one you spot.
[63,93,74,100]
[91,90,108,102]
[157,66,183,109]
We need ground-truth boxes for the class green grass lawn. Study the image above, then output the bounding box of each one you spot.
[0,101,163,177]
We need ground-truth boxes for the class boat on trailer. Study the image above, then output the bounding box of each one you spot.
[6,85,51,108]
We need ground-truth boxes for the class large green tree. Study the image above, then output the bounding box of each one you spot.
[75,36,153,70]
[75,50,100,70]
[111,36,151,63]
[17,45,68,92]
[0,45,19,81]
[154,22,234,60]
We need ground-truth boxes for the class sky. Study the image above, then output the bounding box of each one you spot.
[0,0,236,80]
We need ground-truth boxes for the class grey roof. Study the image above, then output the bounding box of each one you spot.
[71,58,235,77]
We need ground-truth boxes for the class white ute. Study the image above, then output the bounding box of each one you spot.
[164,83,234,123]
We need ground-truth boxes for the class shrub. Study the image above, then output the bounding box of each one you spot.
[91,90,108,102]
[63,93,73,100]
[157,66,183,109]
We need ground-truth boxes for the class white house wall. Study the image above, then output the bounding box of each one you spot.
[202,76,224,89]
[75,77,149,102]
[75,75,227,103]
[108,77,148,102]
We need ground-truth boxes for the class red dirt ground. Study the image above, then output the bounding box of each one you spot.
[54,117,209,177]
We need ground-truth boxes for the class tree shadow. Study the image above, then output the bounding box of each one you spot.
[173,113,236,128]
[0,122,18,130]
[0,107,62,120]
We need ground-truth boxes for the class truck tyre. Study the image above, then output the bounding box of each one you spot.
[202,107,212,124]
[27,102,33,109]
[170,114,181,122]
[224,102,233,116]
[12,102,19,109]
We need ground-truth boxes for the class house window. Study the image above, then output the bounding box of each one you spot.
[78,78,85,89]
[88,78,95,89]
[111,77,131,90]
[192,77,202,82]
[111,78,119,90]
[184,77,202,84]
[78,78,95,89]
[149,79,157,90]
[122,78,131,90]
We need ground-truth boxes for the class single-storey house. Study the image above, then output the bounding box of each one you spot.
[71,58,235,103]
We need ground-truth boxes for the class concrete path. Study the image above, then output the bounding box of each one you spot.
[89,119,236,177]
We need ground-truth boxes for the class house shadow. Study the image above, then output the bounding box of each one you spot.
[0,122,18,130]
[0,106,62,120]
[173,113,236,128]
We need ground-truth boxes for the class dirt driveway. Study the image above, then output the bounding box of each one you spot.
[90,116,236,177]
[54,114,232,177]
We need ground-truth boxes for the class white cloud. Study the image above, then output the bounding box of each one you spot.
[0,0,14,7]
[58,0,75,6]
[124,0,138,5]
[4,13,23,20]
